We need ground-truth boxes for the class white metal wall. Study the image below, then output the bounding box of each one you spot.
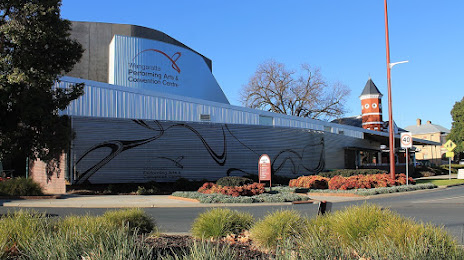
[58,76,365,139]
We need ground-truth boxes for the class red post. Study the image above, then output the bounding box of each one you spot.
[384,0,396,179]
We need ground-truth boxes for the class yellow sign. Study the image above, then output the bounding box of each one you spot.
[443,140,457,152]
[446,152,455,158]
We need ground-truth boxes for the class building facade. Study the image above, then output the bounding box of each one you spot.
[31,22,440,187]
[405,119,449,165]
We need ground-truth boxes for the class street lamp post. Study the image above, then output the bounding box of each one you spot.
[384,0,409,179]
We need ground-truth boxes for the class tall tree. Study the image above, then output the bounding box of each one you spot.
[0,0,84,165]
[240,60,350,120]
[448,97,464,156]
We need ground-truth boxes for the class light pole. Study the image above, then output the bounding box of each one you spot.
[384,0,409,179]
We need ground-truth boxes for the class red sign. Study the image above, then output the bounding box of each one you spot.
[259,154,271,181]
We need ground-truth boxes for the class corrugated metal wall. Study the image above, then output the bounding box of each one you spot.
[58,77,365,139]
[71,116,326,184]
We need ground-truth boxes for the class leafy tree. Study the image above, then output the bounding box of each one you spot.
[0,0,83,167]
[240,60,351,120]
[448,97,464,156]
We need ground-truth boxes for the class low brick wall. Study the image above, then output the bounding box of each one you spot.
[29,154,66,194]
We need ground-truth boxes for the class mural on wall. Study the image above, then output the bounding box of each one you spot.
[72,118,325,184]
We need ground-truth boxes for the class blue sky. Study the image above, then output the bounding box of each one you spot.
[61,0,463,130]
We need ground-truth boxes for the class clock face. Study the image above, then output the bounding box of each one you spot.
[364,103,369,109]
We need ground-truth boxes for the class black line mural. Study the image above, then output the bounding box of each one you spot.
[72,118,325,184]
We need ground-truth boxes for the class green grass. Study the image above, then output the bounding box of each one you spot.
[0,208,156,259]
[191,208,253,239]
[294,203,464,259]
[250,209,308,250]
[416,178,464,186]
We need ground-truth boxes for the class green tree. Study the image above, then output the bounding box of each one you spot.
[448,97,464,156]
[0,0,83,167]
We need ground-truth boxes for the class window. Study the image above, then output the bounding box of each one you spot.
[324,126,332,132]
[364,104,369,109]
[259,115,273,126]
[372,103,377,108]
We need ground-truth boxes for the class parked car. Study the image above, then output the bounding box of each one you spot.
[459,159,464,165]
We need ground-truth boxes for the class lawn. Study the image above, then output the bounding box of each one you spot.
[415,178,464,186]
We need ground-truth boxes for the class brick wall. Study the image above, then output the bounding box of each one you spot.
[29,154,66,194]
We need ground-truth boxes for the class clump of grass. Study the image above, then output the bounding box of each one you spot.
[296,203,464,259]
[250,209,308,250]
[0,210,49,257]
[102,208,156,234]
[160,240,237,260]
[0,208,157,259]
[191,208,253,239]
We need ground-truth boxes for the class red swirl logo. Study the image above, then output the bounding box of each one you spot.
[133,49,181,73]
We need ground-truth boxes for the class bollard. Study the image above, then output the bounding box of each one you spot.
[317,201,332,215]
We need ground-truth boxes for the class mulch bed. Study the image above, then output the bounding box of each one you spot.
[145,235,272,259]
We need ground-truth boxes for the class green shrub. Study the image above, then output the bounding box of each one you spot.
[298,203,464,259]
[319,169,388,178]
[191,208,253,239]
[102,208,155,234]
[159,240,237,260]
[0,177,43,196]
[250,209,308,249]
[0,209,158,259]
[173,178,207,191]
[215,176,254,187]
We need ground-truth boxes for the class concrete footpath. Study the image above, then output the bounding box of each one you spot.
[0,193,365,208]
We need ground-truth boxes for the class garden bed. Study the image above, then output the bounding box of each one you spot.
[171,183,438,203]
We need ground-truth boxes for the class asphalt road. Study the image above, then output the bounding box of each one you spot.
[1,185,463,244]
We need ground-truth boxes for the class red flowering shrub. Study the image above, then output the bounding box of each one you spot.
[395,173,415,185]
[289,176,329,189]
[197,182,265,197]
[326,174,416,190]
[0,177,11,182]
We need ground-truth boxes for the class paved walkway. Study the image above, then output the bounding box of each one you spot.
[0,193,365,208]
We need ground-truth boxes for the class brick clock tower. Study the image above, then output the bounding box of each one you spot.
[359,78,383,131]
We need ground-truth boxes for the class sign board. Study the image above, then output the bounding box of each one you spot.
[443,140,457,152]
[258,154,271,181]
[108,35,229,104]
[400,132,413,148]
[446,152,455,158]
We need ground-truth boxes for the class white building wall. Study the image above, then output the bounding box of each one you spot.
[58,76,365,139]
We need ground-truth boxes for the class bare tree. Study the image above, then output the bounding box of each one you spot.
[240,60,351,120]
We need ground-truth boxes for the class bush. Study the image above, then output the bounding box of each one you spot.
[0,177,43,196]
[102,208,156,234]
[198,182,265,197]
[319,169,388,178]
[173,178,207,191]
[250,210,308,250]
[191,208,253,239]
[0,209,157,259]
[327,174,415,190]
[296,203,464,259]
[289,175,329,189]
[216,176,253,187]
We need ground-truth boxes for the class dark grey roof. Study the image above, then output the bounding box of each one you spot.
[360,78,382,96]
[331,116,362,127]
[332,116,407,133]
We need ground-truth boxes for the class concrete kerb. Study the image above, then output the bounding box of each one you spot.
[3,184,455,209]
[1,192,365,208]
